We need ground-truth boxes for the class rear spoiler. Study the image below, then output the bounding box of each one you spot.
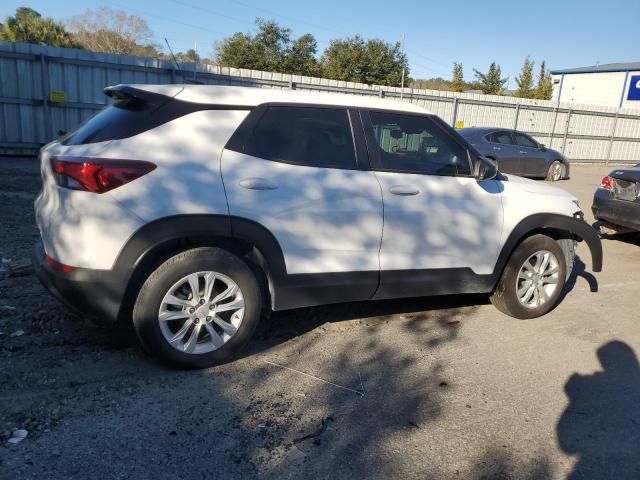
[104,85,183,106]
[103,85,182,112]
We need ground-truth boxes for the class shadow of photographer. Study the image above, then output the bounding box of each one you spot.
[557,341,640,479]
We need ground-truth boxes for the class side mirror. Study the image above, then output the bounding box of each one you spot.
[475,156,498,180]
[538,143,546,151]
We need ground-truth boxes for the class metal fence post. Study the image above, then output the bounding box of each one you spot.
[561,108,572,154]
[451,97,459,127]
[289,81,296,90]
[606,111,619,165]
[39,53,51,141]
[513,103,521,129]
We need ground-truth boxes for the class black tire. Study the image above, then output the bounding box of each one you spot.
[490,235,567,319]
[546,160,564,181]
[132,247,263,369]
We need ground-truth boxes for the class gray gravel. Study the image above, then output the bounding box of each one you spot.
[1,158,640,479]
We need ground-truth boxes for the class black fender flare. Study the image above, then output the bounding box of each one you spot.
[494,213,603,277]
[111,214,291,313]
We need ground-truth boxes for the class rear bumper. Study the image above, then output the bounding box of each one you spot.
[592,188,640,231]
[32,241,123,325]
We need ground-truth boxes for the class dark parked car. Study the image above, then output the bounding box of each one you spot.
[592,165,640,233]
[458,127,570,181]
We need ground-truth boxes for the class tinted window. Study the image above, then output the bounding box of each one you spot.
[491,131,513,145]
[366,111,471,176]
[247,106,356,169]
[513,132,538,148]
[62,95,200,146]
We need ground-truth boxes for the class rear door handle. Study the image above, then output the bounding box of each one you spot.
[389,185,420,196]
[519,150,528,154]
[493,147,501,150]
[239,178,279,190]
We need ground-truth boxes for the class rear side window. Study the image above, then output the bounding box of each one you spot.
[229,106,357,169]
[490,131,513,144]
[62,94,205,146]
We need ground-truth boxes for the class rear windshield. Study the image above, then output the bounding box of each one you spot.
[61,94,202,146]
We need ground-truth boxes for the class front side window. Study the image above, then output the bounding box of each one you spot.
[491,131,513,145]
[365,111,471,176]
[245,106,356,169]
[513,132,538,148]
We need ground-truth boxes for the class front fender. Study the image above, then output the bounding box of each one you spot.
[495,214,603,276]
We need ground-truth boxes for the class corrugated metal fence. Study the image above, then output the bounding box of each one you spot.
[2,41,640,162]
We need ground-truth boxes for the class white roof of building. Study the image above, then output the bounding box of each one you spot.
[127,84,433,115]
[550,62,640,75]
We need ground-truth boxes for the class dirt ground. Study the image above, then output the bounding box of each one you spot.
[1,157,639,479]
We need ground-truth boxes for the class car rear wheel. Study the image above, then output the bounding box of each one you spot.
[132,247,262,369]
[546,161,564,181]
[490,235,567,319]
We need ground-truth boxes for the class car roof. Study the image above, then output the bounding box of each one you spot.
[124,84,433,115]
[459,127,500,136]
[459,127,534,137]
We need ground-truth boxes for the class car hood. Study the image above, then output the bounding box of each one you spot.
[547,148,566,160]
[504,174,577,200]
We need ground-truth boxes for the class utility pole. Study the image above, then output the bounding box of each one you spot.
[400,33,406,100]
[193,40,198,81]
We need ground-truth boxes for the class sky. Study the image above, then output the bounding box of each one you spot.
[3,0,640,86]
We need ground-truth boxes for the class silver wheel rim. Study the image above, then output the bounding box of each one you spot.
[158,271,244,354]
[516,250,560,309]
[552,163,563,181]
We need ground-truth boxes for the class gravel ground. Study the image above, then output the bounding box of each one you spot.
[1,158,639,479]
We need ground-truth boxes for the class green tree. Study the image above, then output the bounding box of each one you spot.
[473,62,508,95]
[410,77,451,91]
[173,49,199,62]
[0,7,77,47]
[450,62,465,92]
[215,18,319,76]
[282,34,322,76]
[515,56,535,98]
[321,35,408,86]
[535,60,553,100]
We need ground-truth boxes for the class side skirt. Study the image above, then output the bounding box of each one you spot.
[271,268,495,310]
[373,268,495,301]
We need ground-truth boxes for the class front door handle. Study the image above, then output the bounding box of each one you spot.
[389,185,420,196]
[519,150,528,154]
[239,178,279,190]
[493,146,501,150]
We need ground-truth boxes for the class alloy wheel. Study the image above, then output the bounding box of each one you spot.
[158,271,245,354]
[515,250,560,309]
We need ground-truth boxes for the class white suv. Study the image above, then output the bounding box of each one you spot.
[33,85,602,368]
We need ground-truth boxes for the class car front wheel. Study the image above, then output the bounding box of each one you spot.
[132,247,262,369]
[546,161,565,181]
[490,235,567,319]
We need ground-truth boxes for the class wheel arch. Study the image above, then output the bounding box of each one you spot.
[113,215,288,322]
[493,213,602,282]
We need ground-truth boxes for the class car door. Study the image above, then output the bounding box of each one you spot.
[512,132,546,177]
[488,131,523,174]
[221,104,383,299]
[360,110,504,299]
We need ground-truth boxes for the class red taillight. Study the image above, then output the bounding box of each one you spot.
[50,156,156,193]
[600,176,613,191]
[45,254,76,273]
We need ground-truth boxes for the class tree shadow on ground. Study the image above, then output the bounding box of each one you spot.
[246,293,489,353]
[557,340,640,479]
[469,447,553,480]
